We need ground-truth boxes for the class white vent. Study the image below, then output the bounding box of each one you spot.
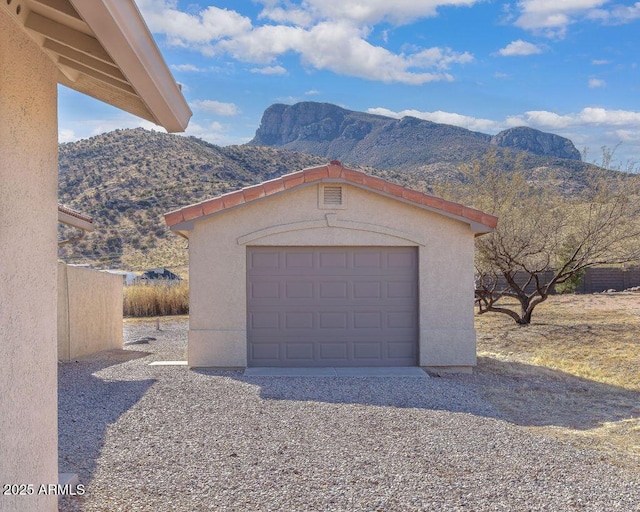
[323,186,343,206]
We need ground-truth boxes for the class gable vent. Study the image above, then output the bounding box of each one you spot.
[323,186,343,206]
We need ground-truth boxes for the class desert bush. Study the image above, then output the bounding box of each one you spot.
[124,281,189,317]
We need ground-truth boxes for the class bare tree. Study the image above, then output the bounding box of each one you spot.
[441,150,640,325]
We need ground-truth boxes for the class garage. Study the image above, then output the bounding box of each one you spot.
[247,246,418,367]
[165,161,497,371]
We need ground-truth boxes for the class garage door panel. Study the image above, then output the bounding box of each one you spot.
[285,252,314,268]
[353,251,381,268]
[247,247,418,367]
[319,312,348,329]
[319,281,348,299]
[388,311,416,329]
[353,312,382,328]
[387,281,416,298]
[319,251,348,268]
[251,342,280,361]
[319,342,349,360]
[285,281,314,299]
[285,342,315,360]
[387,251,415,268]
[284,311,314,329]
[249,251,281,270]
[353,281,381,299]
[387,341,416,359]
[353,342,382,359]
[250,281,280,299]
[249,312,280,329]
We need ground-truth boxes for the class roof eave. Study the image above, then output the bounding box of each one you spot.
[68,0,191,132]
[165,179,498,236]
[58,209,95,232]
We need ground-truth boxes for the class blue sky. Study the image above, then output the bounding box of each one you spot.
[58,0,640,169]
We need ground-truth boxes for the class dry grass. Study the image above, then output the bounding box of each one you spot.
[475,293,640,461]
[123,281,189,317]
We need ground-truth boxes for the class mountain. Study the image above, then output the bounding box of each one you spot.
[248,101,584,170]
[490,126,581,161]
[58,128,326,269]
[58,108,622,271]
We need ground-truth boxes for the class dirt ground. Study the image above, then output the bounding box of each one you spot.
[473,292,640,464]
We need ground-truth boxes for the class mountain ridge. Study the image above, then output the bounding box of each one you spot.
[248,102,583,168]
[58,106,619,270]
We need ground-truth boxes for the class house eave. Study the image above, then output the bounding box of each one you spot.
[68,0,191,132]
[2,0,191,132]
[57,205,95,232]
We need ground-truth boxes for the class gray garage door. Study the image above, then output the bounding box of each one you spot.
[247,247,418,367]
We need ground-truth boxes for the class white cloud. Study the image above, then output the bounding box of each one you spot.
[503,108,640,146]
[305,90,321,95]
[181,121,249,146]
[587,2,640,23]
[58,129,77,143]
[615,129,640,142]
[591,59,610,65]
[135,0,474,85]
[258,5,315,27]
[514,0,609,37]
[170,63,202,72]
[497,40,543,56]
[189,100,240,116]
[259,0,481,26]
[250,65,288,75]
[367,107,502,132]
[136,0,252,48]
[588,78,606,88]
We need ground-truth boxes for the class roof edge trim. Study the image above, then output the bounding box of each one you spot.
[69,0,191,132]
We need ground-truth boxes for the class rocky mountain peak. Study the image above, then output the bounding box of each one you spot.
[490,126,581,161]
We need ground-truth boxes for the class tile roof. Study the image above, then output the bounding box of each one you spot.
[165,161,498,232]
[57,204,95,231]
[58,204,93,224]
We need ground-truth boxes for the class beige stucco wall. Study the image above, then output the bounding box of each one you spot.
[58,263,123,361]
[0,12,59,512]
[187,182,477,369]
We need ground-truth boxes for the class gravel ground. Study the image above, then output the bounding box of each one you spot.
[58,319,639,511]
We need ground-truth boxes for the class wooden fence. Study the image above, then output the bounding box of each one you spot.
[577,267,640,293]
[478,267,640,295]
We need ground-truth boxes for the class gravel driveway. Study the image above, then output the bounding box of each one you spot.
[58,319,639,511]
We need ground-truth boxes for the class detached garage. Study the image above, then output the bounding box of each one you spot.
[165,161,497,372]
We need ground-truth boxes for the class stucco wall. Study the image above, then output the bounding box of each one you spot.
[187,182,476,369]
[0,12,59,512]
[58,263,123,361]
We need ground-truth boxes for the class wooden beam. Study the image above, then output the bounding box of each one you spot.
[43,39,123,81]
[25,11,112,63]
[57,56,136,94]
[32,0,82,21]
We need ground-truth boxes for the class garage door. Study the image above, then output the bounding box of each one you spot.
[247,247,418,367]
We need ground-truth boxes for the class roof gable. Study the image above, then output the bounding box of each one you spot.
[165,161,498,237]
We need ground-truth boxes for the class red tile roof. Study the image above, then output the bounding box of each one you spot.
[164,161,498,231]
[57,204,94,225]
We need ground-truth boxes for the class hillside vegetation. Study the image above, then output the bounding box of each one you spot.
[58,107,630,270]
[58,128,326,269]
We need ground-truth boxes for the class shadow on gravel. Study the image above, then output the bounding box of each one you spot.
[58,350,155,486]
[206,356,639,432]
[468,356,639,430]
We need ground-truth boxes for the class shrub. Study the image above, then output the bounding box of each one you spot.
[124,281,189,317]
